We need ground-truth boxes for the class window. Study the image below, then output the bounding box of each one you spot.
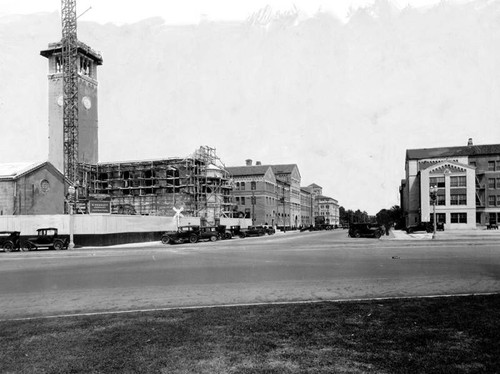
[450,194,466,205]
[437,195,446,206]
[251,181,256,190]
[469,161,476,168]
[430,213,446,224]
[429,176,445,188]
[450,176,466,187]
[497,196,500,206]
[488,161,495,171]
[489,196,496,206]
[241,197,245,205]
[497,178,500,189]
[450,213,467,223]
[235,182,240,190]
[488,178,495,189]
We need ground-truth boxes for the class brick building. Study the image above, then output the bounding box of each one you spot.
[227,160,302,228]
[401,139,500,229]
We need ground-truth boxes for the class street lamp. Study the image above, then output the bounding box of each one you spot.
[429,185,438,240]
[68,185,76,249]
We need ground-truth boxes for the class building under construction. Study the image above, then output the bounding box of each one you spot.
[77,146,235,222]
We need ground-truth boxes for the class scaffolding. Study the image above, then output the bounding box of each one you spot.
[76,146,234,222]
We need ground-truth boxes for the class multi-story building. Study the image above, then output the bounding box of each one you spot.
[300,187,313,227]
[401,139,500,229]
[305,183,339,226]
[227,160,302,228]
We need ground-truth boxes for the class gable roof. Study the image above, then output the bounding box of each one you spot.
[0,161,67,181]
[226,165,272,177]
[406,143,500,160]
[0,161,45,179]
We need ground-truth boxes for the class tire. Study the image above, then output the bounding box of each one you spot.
[224,233,232,240]
[161,236,171,245]
[3,242,14,252]
[354,232,361,238]
[21,242,32,252]
[189,235,198,244]
[375,231,382,239]
[209,235,217,242]
[53,240,64,251]
[239,234,246,238]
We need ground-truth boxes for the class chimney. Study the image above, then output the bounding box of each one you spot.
[256,161,262,166]
[467,138,473,146]
[245,159,252,166]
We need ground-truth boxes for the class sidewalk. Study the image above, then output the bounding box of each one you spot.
[389,229,500,241]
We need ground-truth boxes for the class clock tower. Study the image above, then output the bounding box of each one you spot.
[41,41,103,172]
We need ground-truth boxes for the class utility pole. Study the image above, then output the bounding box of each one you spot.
[61,0,79,184]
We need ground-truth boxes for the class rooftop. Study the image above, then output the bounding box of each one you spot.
[406,143,500,160]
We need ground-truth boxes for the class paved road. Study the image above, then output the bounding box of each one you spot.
[1,230,499,319]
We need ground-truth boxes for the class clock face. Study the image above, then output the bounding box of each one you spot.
[57,95,63,107]
[82,96,92,109]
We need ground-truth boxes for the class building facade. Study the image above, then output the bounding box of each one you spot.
[227,161,303,228]
[401,139,500,229]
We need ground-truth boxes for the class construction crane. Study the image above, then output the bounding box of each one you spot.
[61,0,79,183]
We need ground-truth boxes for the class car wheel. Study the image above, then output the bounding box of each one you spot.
[224,233,232,240]
[189,235,198,244]
[209,235,217,242]
[161,236,170,245]
[354,232,361,238]
[375,231,382,239]
[21,242,32,252]
[53,240,64,251]
[239,234,246,238]
[3,242,14,252]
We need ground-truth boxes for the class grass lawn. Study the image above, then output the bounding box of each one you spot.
[1,294,499,373]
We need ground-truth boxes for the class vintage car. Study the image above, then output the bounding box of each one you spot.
[239,226,266,238]
[0,231,21,252]
[406,222,445,233]
[161,225,222,244]
[348,223,383,239]
[255,225,276,235]
[22,228,69,251]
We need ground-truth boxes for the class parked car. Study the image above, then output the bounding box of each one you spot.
[256,225,276,235]
[161,225,222,244]
[228,225,243,238]
[22,228,69,251]
[239,226,266,238]
[197,226,223,242]
[0,231,21,252]
[348,223,383,239]
[406,222,433,234]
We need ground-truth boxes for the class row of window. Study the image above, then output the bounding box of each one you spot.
[488,195,500,206]
[469,160,500,171]
[430,213,468,224]
[488,178,500,189]
[431,193,467,206]
[429,176,467,188]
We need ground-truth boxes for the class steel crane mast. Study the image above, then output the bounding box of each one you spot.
[61,0,79,183]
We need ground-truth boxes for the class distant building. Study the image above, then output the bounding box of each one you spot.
[305,184,339,226]
[401,139,500,229]
[227,160,302,228]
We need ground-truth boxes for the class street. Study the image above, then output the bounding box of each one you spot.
[1,229,499,319]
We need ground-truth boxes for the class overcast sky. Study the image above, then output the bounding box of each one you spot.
[1,0,498,215]
[1,0,452,24]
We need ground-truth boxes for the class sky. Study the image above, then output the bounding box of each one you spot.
[1,0,499,215]
[1,0,453,24]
